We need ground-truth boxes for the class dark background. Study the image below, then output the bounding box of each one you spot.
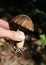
[0,0,46,33]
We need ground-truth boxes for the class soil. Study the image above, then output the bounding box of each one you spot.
[0,38,35,65]
[0,37,46,65]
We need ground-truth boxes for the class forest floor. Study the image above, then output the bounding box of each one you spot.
[0,37,46,65]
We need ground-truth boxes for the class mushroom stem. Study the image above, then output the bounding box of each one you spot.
[16,30,25,49]
[16,40,25,48]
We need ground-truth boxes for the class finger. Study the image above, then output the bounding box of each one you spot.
[0,27,25,41]
[0,19,10,29]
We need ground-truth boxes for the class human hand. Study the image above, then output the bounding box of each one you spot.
[0,19,25,41]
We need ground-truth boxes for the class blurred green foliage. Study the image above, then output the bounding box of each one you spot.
[30,63,34,65]
[40,34,46,41]
[37,34,46,46]
[37,40,42,47]
[40,63,46,65]
[2,42,8,48]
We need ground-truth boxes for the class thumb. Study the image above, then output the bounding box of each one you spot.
[0,27,25,41]
[8,31,25,41]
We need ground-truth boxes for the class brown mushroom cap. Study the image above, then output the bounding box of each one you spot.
[12,14,34,31]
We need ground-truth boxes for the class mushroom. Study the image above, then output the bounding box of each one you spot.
[11,14,34,49]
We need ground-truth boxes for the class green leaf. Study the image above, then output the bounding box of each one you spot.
[35,9,40,13]
[40,63,45,65]
[40,34,46,41]
[37,40,42,47]
[2,42,7,48]
[30,63,34,65]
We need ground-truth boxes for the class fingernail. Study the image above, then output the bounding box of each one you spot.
[17,31,25,41]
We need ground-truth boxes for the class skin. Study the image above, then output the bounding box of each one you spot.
[0,19,25,41]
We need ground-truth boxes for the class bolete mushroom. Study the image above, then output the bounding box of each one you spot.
[11,14,34,49]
